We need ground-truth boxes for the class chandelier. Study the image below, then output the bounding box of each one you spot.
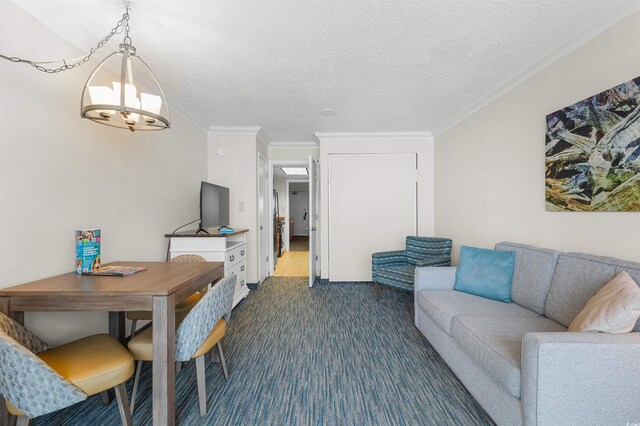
[1,5,170,132]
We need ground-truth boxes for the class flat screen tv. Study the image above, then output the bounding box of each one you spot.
[198,181,230,232]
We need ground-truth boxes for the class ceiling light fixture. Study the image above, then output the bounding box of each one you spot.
[81,6,169,131]
[1,3,169,132]
[281,167,308,176]
[321,109,337,116]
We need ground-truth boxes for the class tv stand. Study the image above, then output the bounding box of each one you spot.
[165,229,249,309]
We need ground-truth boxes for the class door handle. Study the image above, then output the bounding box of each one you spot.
[260,226,263,230]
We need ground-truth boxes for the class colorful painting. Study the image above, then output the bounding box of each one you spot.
[545,77,640,211]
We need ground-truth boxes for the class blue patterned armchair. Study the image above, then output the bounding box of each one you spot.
[372,236,452,298]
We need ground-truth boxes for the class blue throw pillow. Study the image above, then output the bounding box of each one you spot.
[454,246,515,303]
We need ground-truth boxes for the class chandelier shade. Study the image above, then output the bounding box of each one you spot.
[81,43,170,132]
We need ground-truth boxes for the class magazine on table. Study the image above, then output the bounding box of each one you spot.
[86,265,147,276]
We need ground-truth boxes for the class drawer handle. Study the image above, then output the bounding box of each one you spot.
[241,280,245,286]
[240,265,245,271]
[229,255,235,262]
[240,250,245,256]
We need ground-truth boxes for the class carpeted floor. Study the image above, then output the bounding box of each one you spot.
[34,277,494,425]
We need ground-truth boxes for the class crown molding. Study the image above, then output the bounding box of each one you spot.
[208,126,261,136]
[314,132,432,142]
[256,128,271,147]
[268,141,319,148]
[431,0,640,137]
[167,99,209,133]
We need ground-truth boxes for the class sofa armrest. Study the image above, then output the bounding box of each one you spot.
[372,250,406,267]
[414,266,457,292]
[522,331,640,426]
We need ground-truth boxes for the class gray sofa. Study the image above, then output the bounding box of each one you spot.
[414,242,640,426]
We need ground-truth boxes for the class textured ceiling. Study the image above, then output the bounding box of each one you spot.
[6,0,640,141]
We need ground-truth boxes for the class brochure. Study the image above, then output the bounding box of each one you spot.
[76,229,101,274]
[86,265,147,276]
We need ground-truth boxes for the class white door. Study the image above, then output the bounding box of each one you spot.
[308,156,318,287]
[258,154,269,283]
[328,153,417,281]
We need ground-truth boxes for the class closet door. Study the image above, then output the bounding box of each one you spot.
[328,153,417,281]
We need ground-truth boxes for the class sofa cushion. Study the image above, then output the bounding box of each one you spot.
[451,315,566,398]
[454,246,515,303]
[545,253,640,330]
[568,271,640,333]
[416,290,539,336]
[495,242,560,315]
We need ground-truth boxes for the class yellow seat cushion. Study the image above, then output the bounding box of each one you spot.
[191,319,226,359]
[37,334,134,397]
[127,292,203,321]
[6,334,133,416]
[128,318,226,361]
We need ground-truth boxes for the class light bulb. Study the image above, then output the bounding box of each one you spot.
[88,86,116,116]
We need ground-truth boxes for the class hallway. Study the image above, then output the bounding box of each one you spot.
[274,236,309,276]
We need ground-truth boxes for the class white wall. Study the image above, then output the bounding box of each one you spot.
[0,0,207,345]
[268,145,319,162]
[317,133,435,280]
[289,189,309,235]
[435,11,640,264]
[207,130,264,283]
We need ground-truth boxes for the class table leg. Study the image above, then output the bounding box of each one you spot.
[109,312,126,344]
[153,294,175,426]
[0,298,8,426]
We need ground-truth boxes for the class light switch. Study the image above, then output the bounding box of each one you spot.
[239,201,245,212]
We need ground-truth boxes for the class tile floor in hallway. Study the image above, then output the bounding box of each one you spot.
[274,250,309,276]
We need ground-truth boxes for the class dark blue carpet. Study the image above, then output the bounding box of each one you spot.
[34,278,494,425]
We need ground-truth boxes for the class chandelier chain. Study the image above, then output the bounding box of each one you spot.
[0,8,130,74]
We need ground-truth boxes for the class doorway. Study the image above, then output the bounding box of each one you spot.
[267,159,319,281]
[273,176,309,277]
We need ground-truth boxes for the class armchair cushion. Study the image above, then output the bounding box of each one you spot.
[372,264,416,291]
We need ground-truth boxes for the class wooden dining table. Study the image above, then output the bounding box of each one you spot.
[0,261,224,426]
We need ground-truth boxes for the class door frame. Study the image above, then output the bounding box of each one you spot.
[268,160,310,276]
[257,152,269,284]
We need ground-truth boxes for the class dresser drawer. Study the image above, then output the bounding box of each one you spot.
[235,273,247,294]
[226,244,246,267]
[226,259,246,277]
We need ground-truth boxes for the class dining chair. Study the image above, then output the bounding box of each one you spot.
[127,273,236,416]
[127,254,208,338]
[0,313,134,426]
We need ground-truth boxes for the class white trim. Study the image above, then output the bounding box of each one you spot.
[256,152,269,284]
[208,126,261,135]
[167,100,209,133]
[269,141,319,148]
[314,132,432,142]
[432,0,640,137]
[257,129,271,148]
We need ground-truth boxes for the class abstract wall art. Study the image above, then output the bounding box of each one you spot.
[545,77,640,211]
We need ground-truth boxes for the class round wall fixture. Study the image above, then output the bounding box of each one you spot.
[321,108,337,116]
[217,147,226,157]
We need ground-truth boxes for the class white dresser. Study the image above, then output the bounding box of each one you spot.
[167,229,249,308]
